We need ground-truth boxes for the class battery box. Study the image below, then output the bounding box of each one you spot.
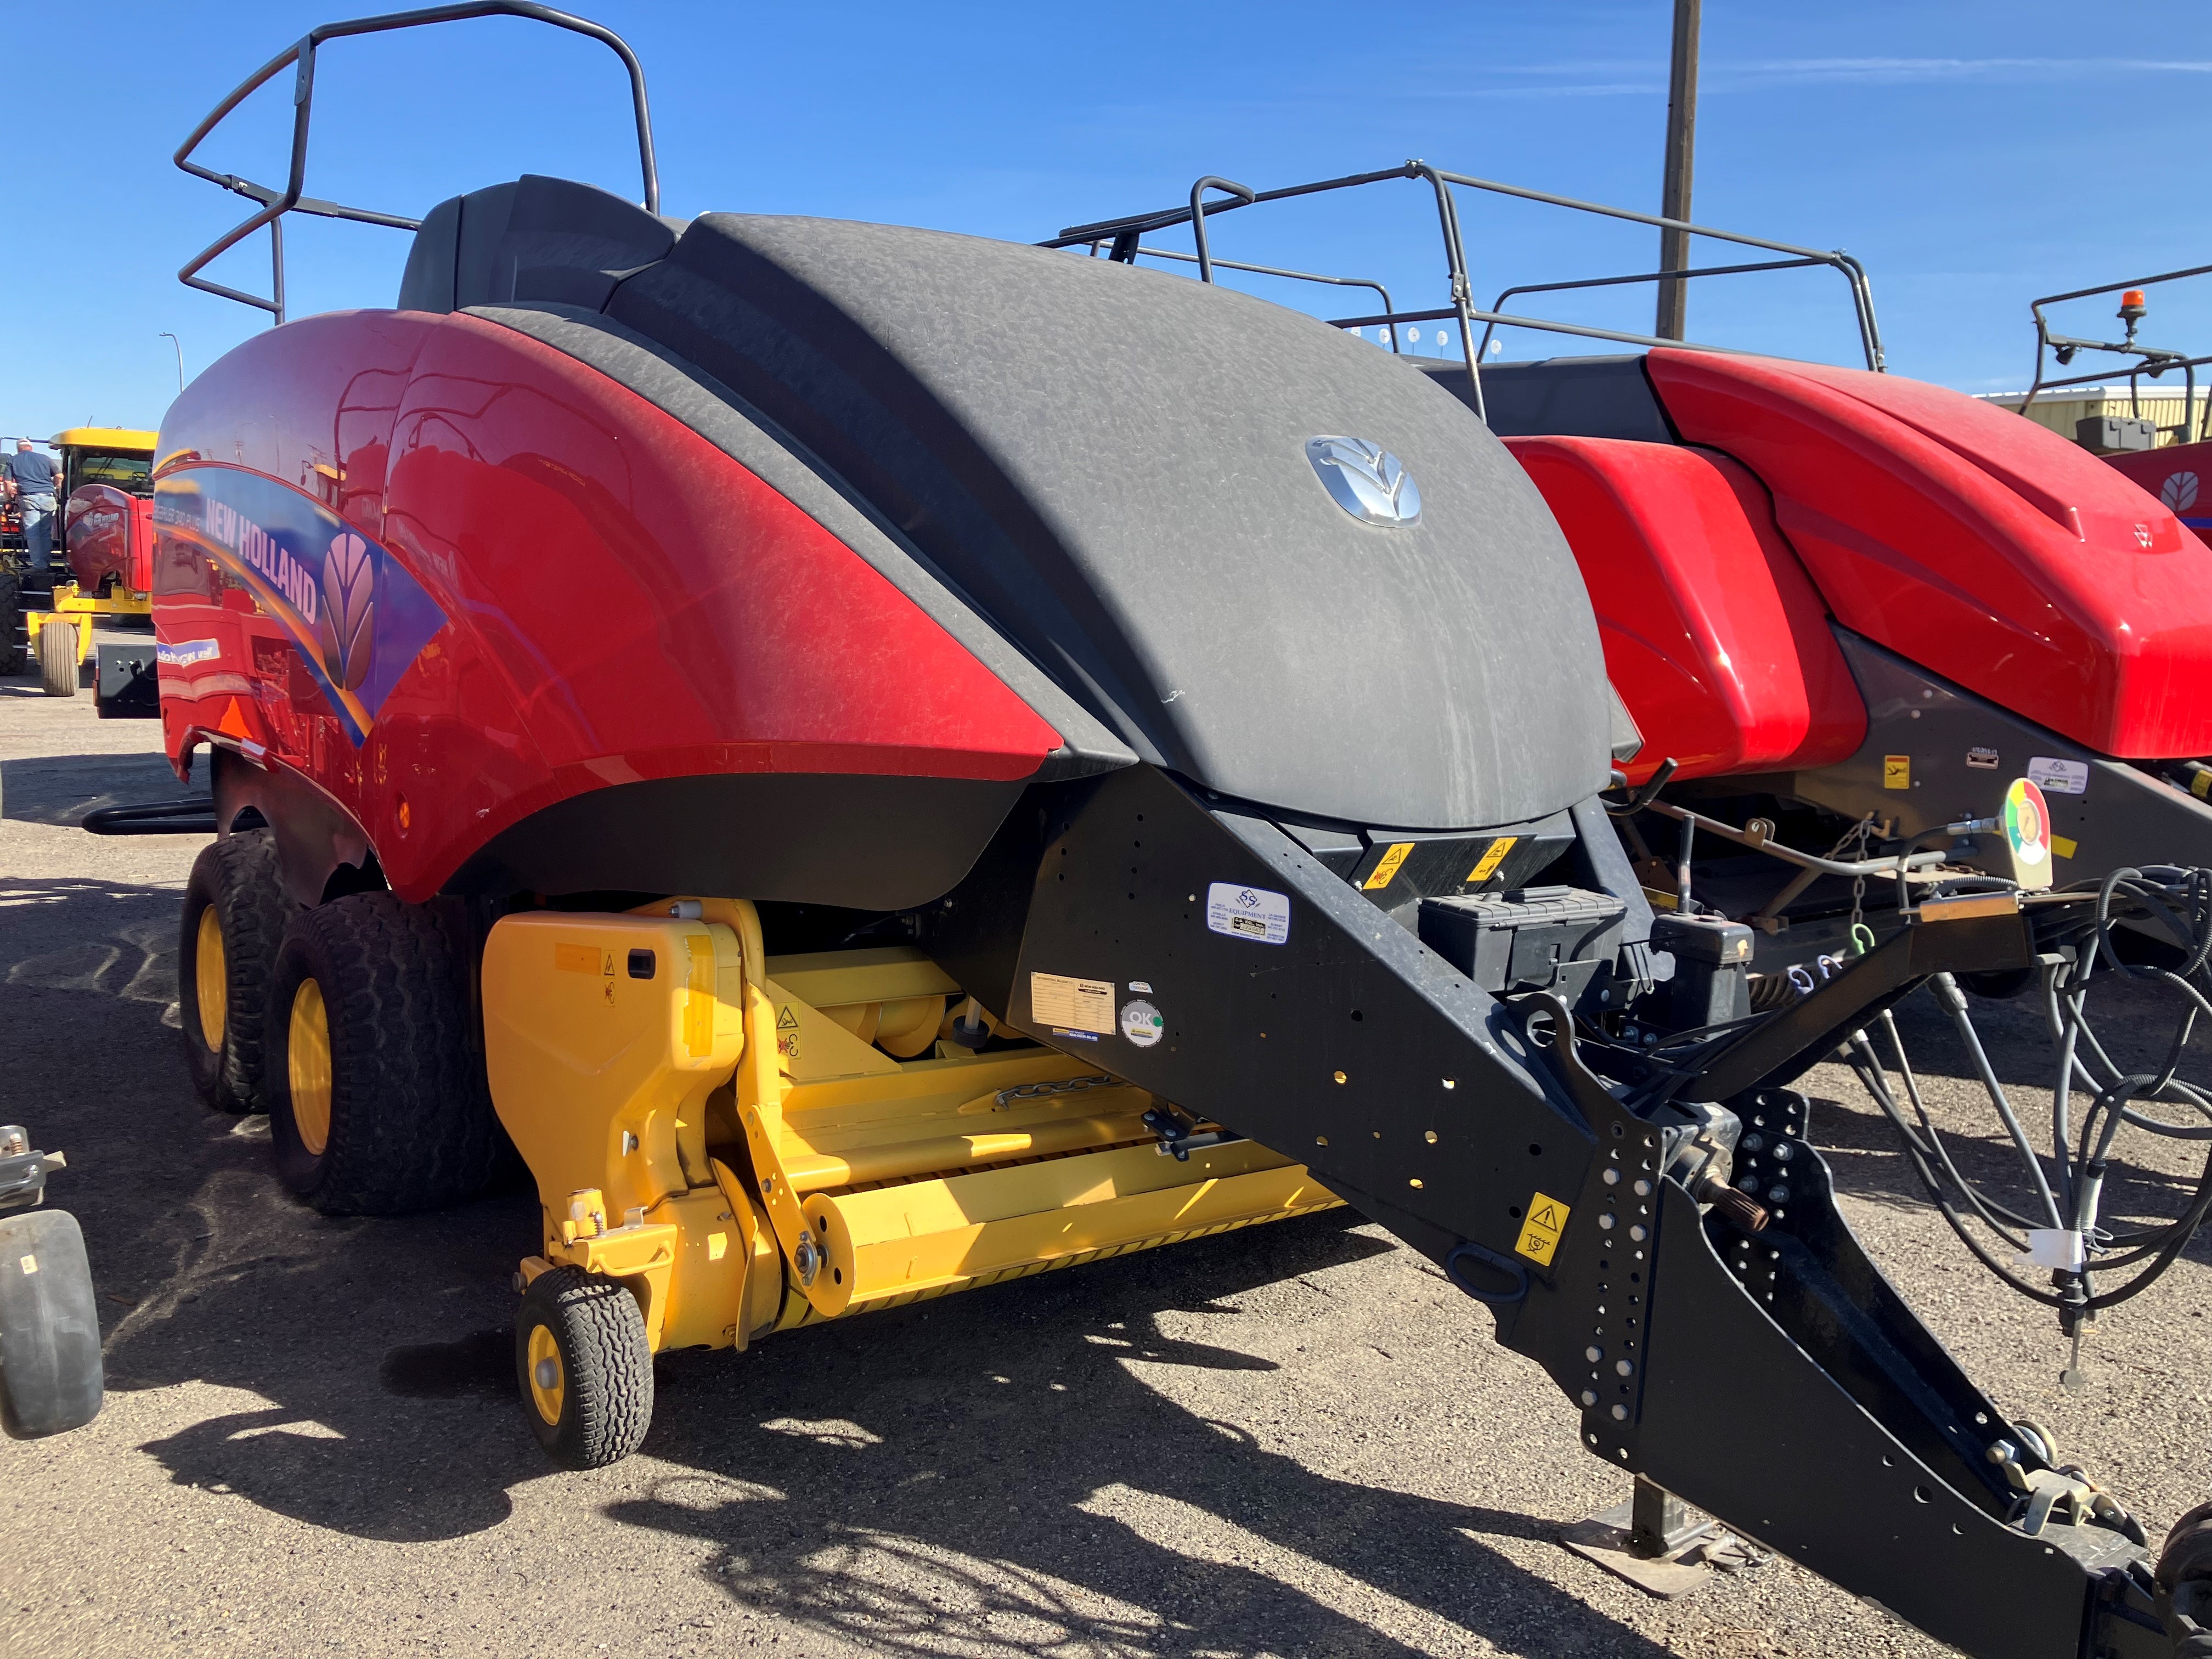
[1418,885,1628,1008]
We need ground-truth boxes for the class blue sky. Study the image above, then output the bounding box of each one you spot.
[8,1,2212,439]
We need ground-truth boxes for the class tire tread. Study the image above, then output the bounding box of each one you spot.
[180,832,291,1113]
[521,1267,654,1470]
[269,893,499,1214]
[36,618,76,697]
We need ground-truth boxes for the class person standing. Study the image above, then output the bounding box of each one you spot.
[6,438,59,591]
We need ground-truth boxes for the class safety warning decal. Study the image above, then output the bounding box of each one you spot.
[1363,842,1415,890]
[1206,882,1291,945]
[1515,1192,1571,1267]
[1882,754,1911,790]
[1965,746,1999,770]
[1468,836,1518,884]
[1031,972,1116,1036]
[2027,756,2088,796]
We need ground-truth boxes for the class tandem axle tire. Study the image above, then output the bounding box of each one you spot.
[516,1267,653,1470]
[179,832,291,1114]
[36,618,77,697]
[263,893,501,1215]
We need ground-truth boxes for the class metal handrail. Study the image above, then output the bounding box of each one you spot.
[2022,263,2212,445]
[1187,177,1255,286]
[1470,257,1836,360]
[1088,244,1400,350]
[174,1,657,324]
[1043,157,1886,422]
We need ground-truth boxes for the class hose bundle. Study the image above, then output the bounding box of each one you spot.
[1847,866,2212,1335]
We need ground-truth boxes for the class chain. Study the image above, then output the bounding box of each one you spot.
[994,1074,1121,1111]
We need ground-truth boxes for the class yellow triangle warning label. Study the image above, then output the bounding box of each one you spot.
[776,1006,799,1030]
[602,951,616,977]
[217,697,251,740]
[1515,1190,1571,1267]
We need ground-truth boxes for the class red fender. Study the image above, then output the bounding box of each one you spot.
[154,310,1062,900]
[1644,350,2212,760]
[1506,436,1864,783]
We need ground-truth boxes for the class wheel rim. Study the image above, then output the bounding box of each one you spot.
[194,906,227,1052]
[287,978,334,1156]
[527,1324,565,1426]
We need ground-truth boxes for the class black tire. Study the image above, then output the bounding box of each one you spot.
[263,892,500,1215]
[515,1267,653,1470]
[1958,966,2035,1001]
[37,618,76,697]
[0,1209,103,1439]
[0,567,21,676]
[179,832,292,1113]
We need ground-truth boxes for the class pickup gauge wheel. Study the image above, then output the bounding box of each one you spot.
[515,1267,653,1470]
[37,619,76,697]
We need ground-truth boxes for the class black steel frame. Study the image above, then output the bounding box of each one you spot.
[920,764,2168,1659]
[173,1,658,324]
[2022,265,2212,447]
[1043,160,1884,422]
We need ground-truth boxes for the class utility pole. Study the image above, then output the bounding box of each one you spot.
[1655,0,1700,341]
[159,332,184,394]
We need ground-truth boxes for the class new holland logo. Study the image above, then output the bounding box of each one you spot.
[2163,470,2200,513]
[1306,436,1421,527]
[153,465,445,746]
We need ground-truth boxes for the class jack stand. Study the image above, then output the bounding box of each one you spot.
[2061,1322,2090,1392]
[1561,1476,1770,1598]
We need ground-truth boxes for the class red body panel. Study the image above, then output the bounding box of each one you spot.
[1507,437,1864,783]
[2104,441,2212,550]
[154,310,1062,901]
[64,486,153,592]
[1643,349,2212,759]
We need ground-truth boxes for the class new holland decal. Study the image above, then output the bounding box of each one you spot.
[154,465,444,746]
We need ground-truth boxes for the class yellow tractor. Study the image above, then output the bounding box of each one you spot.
[23,427,158,697]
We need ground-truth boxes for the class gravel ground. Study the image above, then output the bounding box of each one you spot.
[4,644,2210,1659]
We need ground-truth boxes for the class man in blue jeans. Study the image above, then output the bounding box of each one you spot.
[5,438,59,592]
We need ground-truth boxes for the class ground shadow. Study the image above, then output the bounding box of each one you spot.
[9,872,1685,1656]
[1,750,187,823]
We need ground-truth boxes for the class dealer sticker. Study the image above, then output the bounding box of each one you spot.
[1120,997,1164,1048]
[1206,882,1290,945]
[2027,757,2088,795]
[156,638,221,668]
[1030,972,1115,1036]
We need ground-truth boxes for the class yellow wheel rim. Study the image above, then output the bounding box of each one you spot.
[287,978,334,1156]
[527,1324,566,1426]
[194,906,227,1053]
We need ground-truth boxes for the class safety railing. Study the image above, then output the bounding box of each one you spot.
[1043,161,1884,424]
[174,1,657,324]
[2021,265,2212,447]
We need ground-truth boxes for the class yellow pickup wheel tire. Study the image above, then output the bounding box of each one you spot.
[179,832,291,1114]
[515,1267,653,1470]
[36,619,77,697]
[263,892,500,1215]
